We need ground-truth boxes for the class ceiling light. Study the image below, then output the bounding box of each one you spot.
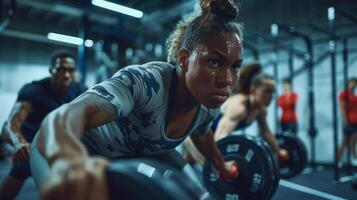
[92,0,143,18]
[47,32,93,47]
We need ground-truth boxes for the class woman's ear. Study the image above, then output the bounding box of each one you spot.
[178,48,189,72]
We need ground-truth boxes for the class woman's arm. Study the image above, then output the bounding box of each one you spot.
[35,93,117,165]
[256,108,280,153]
[35,93,117,200]
[191,131,236,179]
[214,97,246,141]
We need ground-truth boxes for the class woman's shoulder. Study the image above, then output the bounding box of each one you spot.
[227,93,247,105]
[113,61,176,81]
[221,94,247,112]
[145,61,175,69]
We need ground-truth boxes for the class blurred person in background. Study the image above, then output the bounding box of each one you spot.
[0,49,87,200]
[278,79,298,135]
[337,77,357,168]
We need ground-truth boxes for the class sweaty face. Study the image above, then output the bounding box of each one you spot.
[255,79,276,107]
[184,32,243,108]
[51,57,76,89]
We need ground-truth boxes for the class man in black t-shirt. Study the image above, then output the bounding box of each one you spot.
[0,49,87,200]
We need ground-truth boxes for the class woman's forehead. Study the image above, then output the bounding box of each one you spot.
[194,32,242,57]
[203,31,241,47]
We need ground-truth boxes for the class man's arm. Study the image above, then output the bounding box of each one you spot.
[2,102,31,146]
[1,101,32,162]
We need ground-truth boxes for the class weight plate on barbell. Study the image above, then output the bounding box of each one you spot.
[203,135,275,200]
[276,132,308,179]
[106,158,204,200]
[255,137,281,199]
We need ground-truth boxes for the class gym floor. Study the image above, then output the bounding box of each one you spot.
[273,167,357,200]
[1,156,356,200]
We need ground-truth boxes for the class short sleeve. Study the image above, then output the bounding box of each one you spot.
[17,84,34,102]
[86,65,162,118]
[80,84,88,93]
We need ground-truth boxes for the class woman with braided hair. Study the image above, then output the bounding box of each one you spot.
[30,0,244,199]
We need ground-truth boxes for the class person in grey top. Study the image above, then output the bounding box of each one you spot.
[81,62,219,158]
[30,0,244,199]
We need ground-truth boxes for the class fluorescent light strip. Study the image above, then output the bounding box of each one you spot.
[328,7,335,21]
[47,32,83,45]
[47,32,93,47]
[92,0,143,18]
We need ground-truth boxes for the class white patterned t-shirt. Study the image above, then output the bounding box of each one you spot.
[82,61,219,158]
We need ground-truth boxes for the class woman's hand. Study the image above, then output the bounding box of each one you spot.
[41,156,110,200]
[217,160,239,181]
[277,149,289,161]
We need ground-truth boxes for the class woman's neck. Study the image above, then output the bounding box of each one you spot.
[172,76,198,114]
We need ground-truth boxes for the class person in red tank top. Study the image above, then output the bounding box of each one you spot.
[337,77,357,167]
[278,79,298,134]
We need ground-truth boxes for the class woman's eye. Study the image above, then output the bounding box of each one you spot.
[231,65,241,72]
[207,59,219,67]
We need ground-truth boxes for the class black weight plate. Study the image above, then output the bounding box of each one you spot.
[256,137,280,199]
[276,132,308,179]
[203,135,275,200]
[253,137,278,199]
[106,159,203,200]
